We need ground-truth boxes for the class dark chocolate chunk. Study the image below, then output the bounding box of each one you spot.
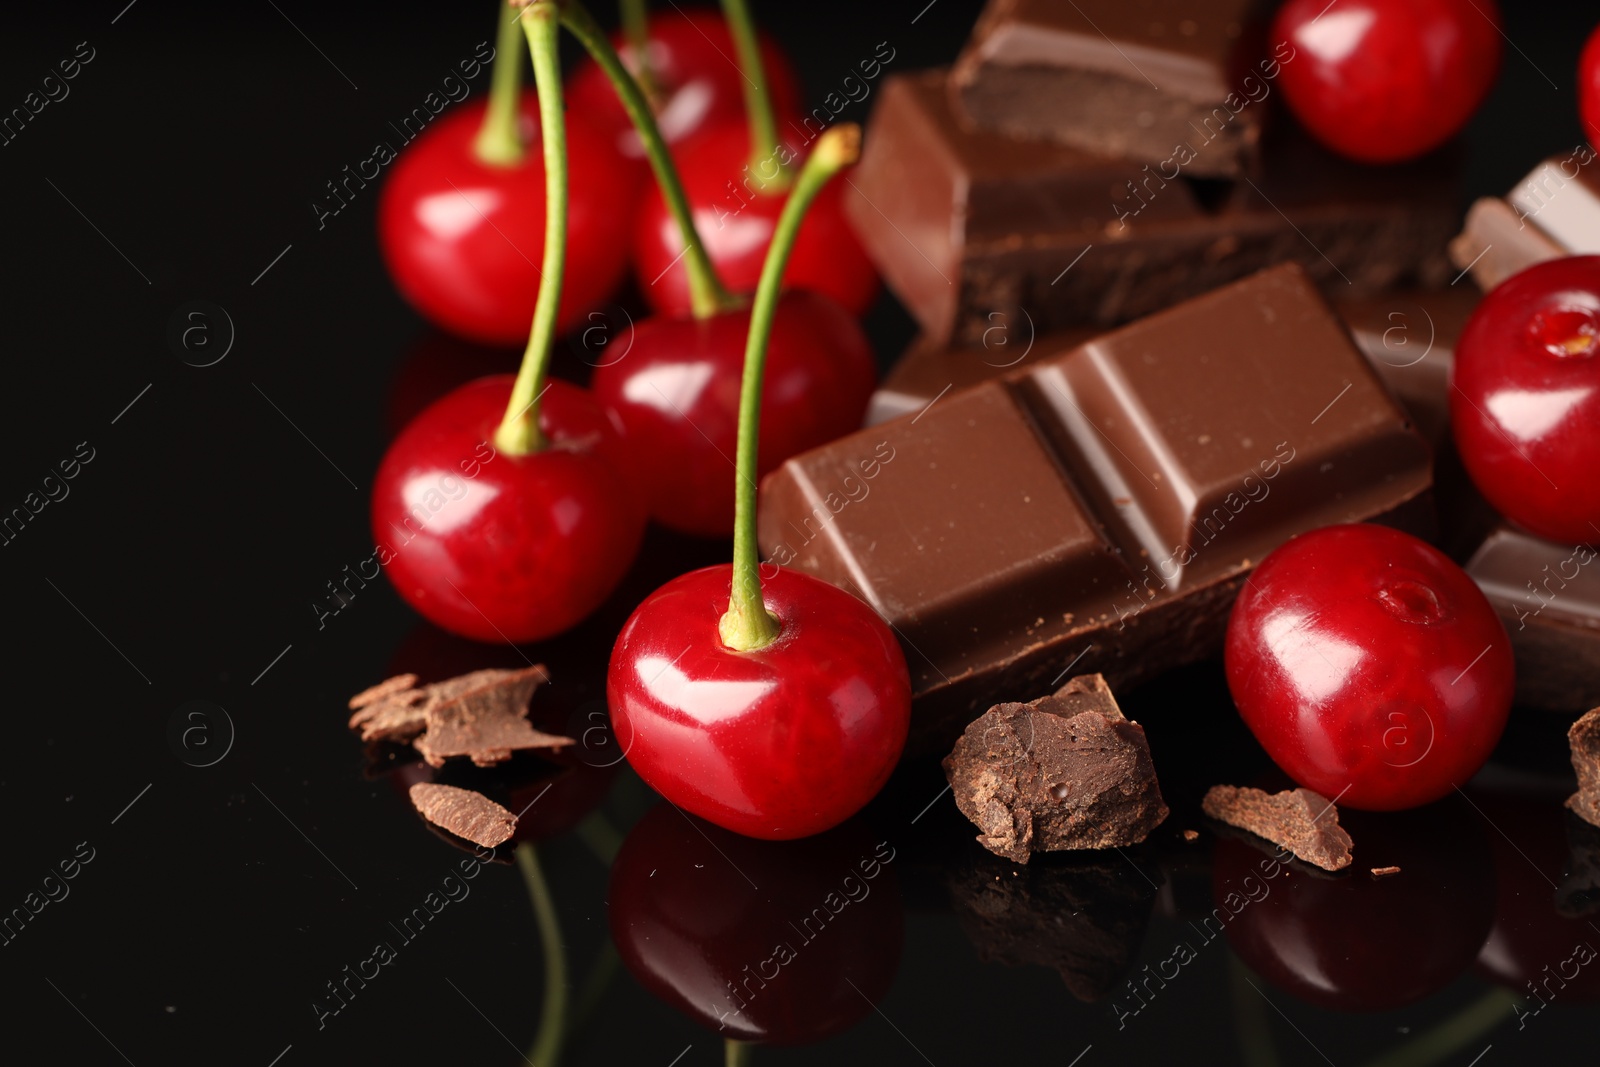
[1201,785,1353,872]
[1467,527,1600,712]
[951,0,1266,176]
[845,70,1458,344]
[408,782,517,848]
[762,265,1434,747]
[943,674,1168,863]
[945,851,1157,1001]
[1451,149,1600,290]
[1566,707,1600,828]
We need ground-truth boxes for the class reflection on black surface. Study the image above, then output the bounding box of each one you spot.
[944,849,1158,1001]
[608,803,903,1045]
[1215,795,1495,1012]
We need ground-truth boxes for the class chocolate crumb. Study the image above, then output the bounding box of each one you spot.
[1370,865,1401,879]
[1564,706,1600,828]
[1202,785,1353,872]
[1181,829,1199,842]
[409,783,517,847]
[942,674,1168,864]
[349,667,571,766]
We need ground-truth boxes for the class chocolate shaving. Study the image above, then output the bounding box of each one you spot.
[942,674,1169,864]
[1565,706,1600,828]
[1181,829,1199,842]
[1370,865,1401,879]
[408,783,516,848]
[1202,785,1353,872]
[348,666,571,766]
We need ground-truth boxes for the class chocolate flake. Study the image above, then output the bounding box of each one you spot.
[942,674,1168,864]
[1370,866,1401,879]
[1181,829,1199,842]
[1202,785,1353,872]
[348,666,571,766]
[1565,706,1600,828]
[409,783,516,848]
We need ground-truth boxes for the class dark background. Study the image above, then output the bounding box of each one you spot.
[2,1,1597,1064]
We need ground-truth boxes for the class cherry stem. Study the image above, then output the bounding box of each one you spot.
[494,2,567,456]
[719,0,787,189]
[559,0,737,320]
[725,1038,754,1067]
[473,0,528,166]
[719,124,861,653]
[618,0,662,105]
[516,843,569,1067]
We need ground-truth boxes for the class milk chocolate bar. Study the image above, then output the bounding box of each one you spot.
[1465,524,1600,712]
[868,289,1478,450]
[759,265,1434,747]
[951,0,1270,177]
[1450,148,1600,290]
[846,71,1458,345]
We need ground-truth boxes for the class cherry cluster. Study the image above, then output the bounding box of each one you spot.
[368,0,908,841]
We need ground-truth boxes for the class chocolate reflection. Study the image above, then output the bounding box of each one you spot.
[608,803,903,1045]
[944,848,1158,1001]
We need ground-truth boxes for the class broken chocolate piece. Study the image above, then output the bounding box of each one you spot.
[1565,706,1600,828]
[1450,150,1600,290]
[945,851,1157,1001]
[413,666,570,767]
[1201,785,1353,872]
[943,674,1168,863]
[1370,866,1401,879]
[408,782,517,848]
[348,666,571,766]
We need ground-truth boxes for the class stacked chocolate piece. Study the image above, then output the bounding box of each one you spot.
[757,0,1600,748]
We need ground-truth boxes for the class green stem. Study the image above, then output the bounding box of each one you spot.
[725,1038,754,1067]
[719,0,786,189]
[719,124,861,652]
[494,3,567,456]
[516,843,569,1067]
[1357,989,1518,1067]
[618,0,660,104]
[559,0,736,319]
[568,939,620,1034]
[473,0,528,166]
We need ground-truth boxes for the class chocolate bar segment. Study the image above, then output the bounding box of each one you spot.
[846,71,1458,345]
[1451,148,1600,290]
[761,266,1433,748]
[867,289,1477,448]
[1465,523,1600,712]
[951,0,1267,177]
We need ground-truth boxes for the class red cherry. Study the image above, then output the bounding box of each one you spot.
[608,803,903,1043]
[1451,255,1600,543]
[372,376,644,644]
[1583,23,1600,150]
[633,121,880,318]
[377,92,637,346]
[565,7,802,165]
[1213,797,1494,1011]
[592,290,875,537]
[1224,524,1513,811]
[607,565,910,839]
[1272,0,1501,163]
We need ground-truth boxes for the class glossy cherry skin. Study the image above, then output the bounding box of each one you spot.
[1584,23,1600,151]
[565,8,802,166]
[634,121,880,318]
[377,92,637,346]
[1224,524,1513,811]
[372,376,645,644]
[609,803,903,1043]
[1451,255,1600,543]
[592,290,875,536]
[1471,786,1600,1002]
[1214,797,1494,1011]
[1272,0,1501,163]
[608,565,911,839]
